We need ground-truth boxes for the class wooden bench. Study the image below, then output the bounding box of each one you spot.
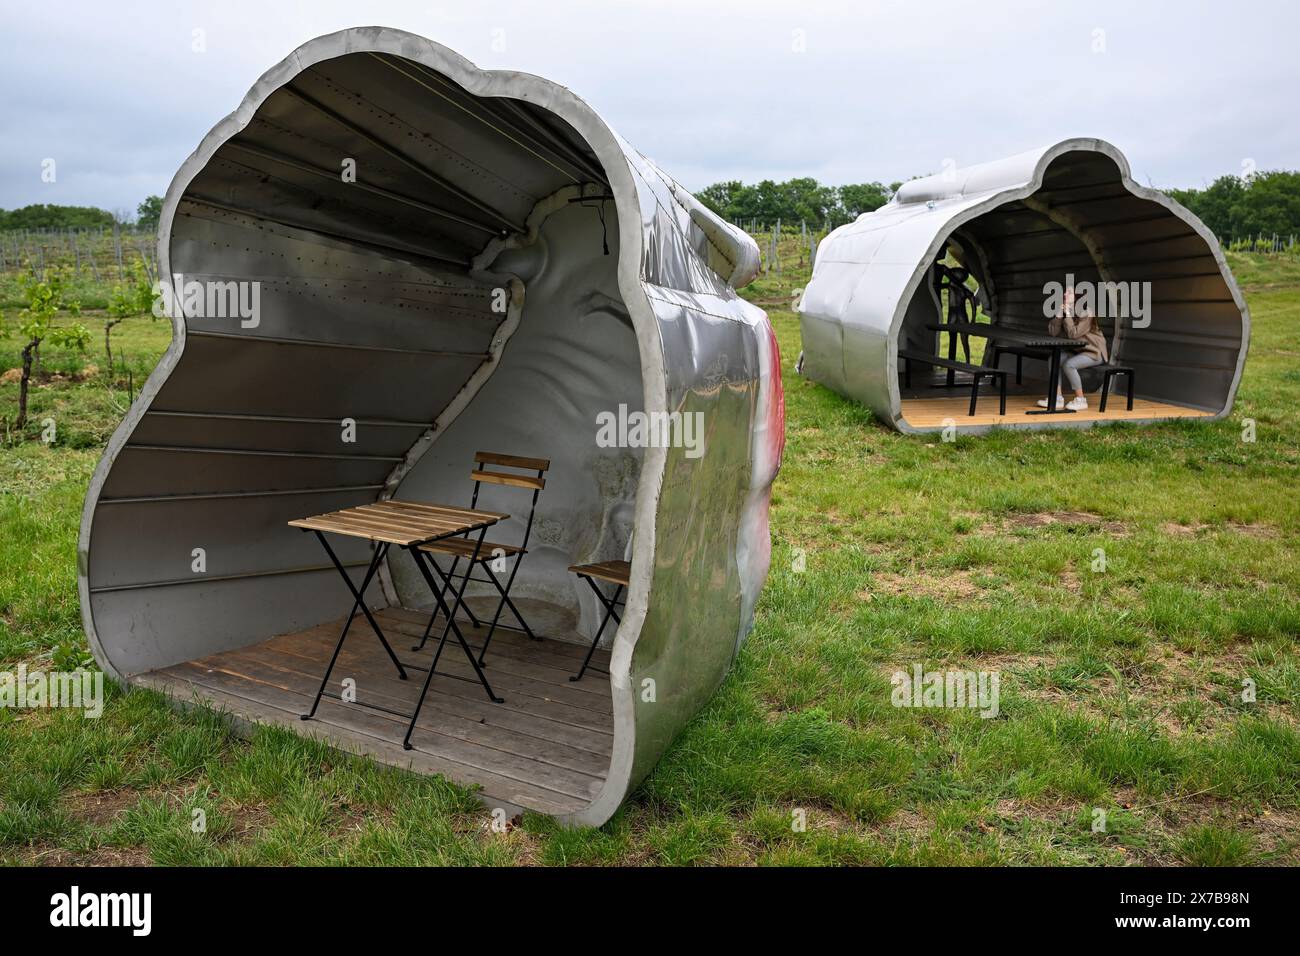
[898,350,1007,416]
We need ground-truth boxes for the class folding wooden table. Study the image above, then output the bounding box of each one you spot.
[289,499,508,750]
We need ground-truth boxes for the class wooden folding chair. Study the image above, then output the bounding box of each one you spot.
[567,560,630,681]
[413,451,549,665]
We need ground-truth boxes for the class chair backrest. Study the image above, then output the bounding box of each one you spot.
[468,451,550,550]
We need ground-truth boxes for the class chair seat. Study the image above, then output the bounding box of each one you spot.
[568,560,631,587]
[419,537,525,558]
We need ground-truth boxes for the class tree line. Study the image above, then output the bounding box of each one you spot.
[1166,171,1300,244]
[696,178,896,230]
[0,197,163,232]
[4,168,1299,242]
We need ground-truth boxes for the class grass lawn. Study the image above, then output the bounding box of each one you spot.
[1,249,1297,866]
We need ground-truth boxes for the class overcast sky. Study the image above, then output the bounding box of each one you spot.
[4,0,1297,216]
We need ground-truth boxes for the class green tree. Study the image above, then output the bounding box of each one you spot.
[697,181,742,218]
[1169,175,1245,239]
[104,260,155,368]
[136,195,164,232]
[1165,171,1300,242]
[695,177,894,228]
[10,269,89,432]
[1234,171,1300,238]
[838,182,892,221]
[780,177,840,225]
[737,179,784,223]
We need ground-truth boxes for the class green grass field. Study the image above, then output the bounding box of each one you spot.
[1,247,1296,866]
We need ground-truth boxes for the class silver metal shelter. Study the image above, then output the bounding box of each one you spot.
[79,27,784,826]
[797,138,1250,433]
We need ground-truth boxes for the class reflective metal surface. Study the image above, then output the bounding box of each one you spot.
[797,139,1250,433]
[79,27,782,827]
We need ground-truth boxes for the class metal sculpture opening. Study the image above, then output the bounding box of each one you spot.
[79,27,784,827]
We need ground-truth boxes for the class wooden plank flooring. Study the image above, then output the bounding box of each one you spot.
[138,599,614,815]
[901,392,1213,428]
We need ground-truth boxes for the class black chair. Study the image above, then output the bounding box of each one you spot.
[1098,365,1135,412]
[566,560,629,681]
[414,451,549,665]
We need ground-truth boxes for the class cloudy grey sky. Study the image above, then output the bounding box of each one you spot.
[4,0,1297,216]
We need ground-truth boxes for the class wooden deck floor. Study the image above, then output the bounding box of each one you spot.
[900,392,1213,428]
[136,598,613,816]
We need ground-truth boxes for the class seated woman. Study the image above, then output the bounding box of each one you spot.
[1039,285,1108,411]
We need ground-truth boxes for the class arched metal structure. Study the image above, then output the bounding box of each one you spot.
[79,27,784,826]
[797,138,1250,433]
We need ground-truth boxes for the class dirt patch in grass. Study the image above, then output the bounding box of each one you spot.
[1010,645,1294,737]
[1247,808,1300,863]
[991,797,1073,821]
[958,510,1129,537]
[485,819,546,865]
[858,568,984,602]
[1006,511,1128,535]
[224,802,274,842]
[984,791,1298,865]
[2,366,101,386]
[330,802,388,843]
[801,803,931,843]
[1108,787,1300,865]
[1059,563,1083,594]
[65,788,141,828]
[19,843,154,867]
[1161,521,1280,538]
[878,807,930,836]
[967,652,1058,672]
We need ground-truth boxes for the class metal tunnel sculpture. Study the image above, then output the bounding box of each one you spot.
[79,27,784,826]
[797,138,1250,433]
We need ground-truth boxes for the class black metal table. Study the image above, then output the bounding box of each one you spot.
[289,499,508,750]
[927,321,1087,414]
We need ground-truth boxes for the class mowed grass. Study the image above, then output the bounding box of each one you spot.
[1,250,1297,866]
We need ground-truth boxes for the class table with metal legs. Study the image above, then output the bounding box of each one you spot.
[289,500,509,750]
[926,322,1087,415]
